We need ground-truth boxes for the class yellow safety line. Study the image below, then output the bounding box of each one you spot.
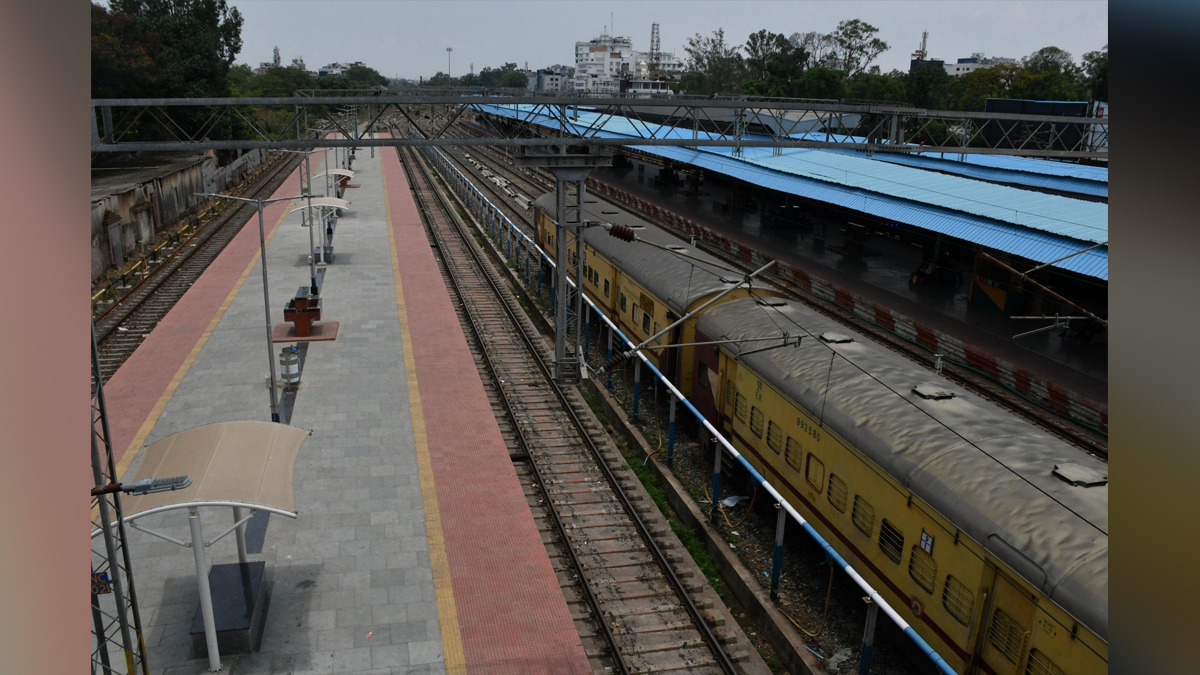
[95,200,295,519]
[382,156,467,673]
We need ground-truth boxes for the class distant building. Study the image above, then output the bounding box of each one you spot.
[530,65,573,92]
[254,56,309,75]
[575,34,635,93]
[909,57,945,74]
[573,32,683,94]
[319,61,366,77]
[944,53,1017,77]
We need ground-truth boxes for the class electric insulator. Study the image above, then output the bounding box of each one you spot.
[606,223,636,242]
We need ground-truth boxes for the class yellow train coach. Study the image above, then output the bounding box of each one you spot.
[533,193,782,393]
[691,297,1108,675]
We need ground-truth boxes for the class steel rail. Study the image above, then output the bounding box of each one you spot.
[405,140,739,674]
[398,145,630,675]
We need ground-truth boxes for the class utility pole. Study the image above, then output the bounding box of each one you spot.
[514,126,612,384]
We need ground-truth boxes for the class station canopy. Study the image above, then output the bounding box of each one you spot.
[289,196,350,214]
[120,421,311,521]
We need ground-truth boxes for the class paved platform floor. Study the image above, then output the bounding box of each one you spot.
[100,140,589,674]
[596,160,1108,402]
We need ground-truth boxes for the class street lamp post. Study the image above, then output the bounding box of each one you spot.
[274,149,320,295]
[446,47,453,80]
[197,191,305,424]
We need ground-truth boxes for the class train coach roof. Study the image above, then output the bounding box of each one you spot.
[535,192,739,314]
[696,297,1108,640]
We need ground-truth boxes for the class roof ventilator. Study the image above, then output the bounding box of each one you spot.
[912,384,955,400]
[820,332,854,344]
[756,298,787,307]
[1052,463,1108,488]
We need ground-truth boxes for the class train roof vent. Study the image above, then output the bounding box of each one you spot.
[819,332,854,344]
[602,210,620,215]
[912,384,955,400]
[666,245,685,251]
[755,298,787,307]
[1052,463,1108,488]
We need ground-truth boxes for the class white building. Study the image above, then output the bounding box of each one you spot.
[319,61,366,77]
[574,34,635,93]
[573,33,685,94]
[944,53,1018,77]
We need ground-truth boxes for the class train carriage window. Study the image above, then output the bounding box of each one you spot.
[749,407,764,437]
[734,392,748,422]
[604,280,610,297]
[805,454,825,492]
[784,437,803,471]
[908,545,936,594]
[942,576,975,626]
[852,496,875,537]
[766,421,783,454]
[620,293,627,313]
[1025,649,1067,675]
[879,519,904,564]
[987,609,1026,664]
[642,312,651,333]
[827,475,848,512]
[698,361,710,387]
[726,382,736,410]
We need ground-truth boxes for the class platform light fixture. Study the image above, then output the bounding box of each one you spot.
[197,191,306,423]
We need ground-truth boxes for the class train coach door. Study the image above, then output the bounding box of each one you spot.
[975,569,1038,675]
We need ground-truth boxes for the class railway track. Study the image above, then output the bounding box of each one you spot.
[440,125,1107,457]
[398,143,756,674]
[92,153,300,381]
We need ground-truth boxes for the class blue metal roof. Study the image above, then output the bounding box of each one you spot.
[475,104,1109,280]
[828,152,1108,198]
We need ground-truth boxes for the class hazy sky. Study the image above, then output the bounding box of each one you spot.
[229,1,1108,79]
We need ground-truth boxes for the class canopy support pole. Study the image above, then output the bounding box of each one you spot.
[232,506,249,566]
[189,508,221,671]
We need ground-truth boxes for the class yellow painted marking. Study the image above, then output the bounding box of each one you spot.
[95,197,296,520]
[382,155,467,674]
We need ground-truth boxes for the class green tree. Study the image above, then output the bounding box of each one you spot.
[742,29,808,97]
[109,0,244,98]
[792,66,845,100]
[944,64,1020,111]
[790,31,837,71]
[92,2,162,98]
[1082,44,1108,102]
[345,65,389,87]
[683,29,747,95]
[479,63,527,88]
[906,62,951,108]
[252,66,317,96]
[828,19,889,81]
[845,70,907,103]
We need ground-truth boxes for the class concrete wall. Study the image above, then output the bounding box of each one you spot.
[91,150,271,280]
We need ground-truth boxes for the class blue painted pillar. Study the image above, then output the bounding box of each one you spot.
[770,505,786,600]
[858,599,880,675]
[711,438,722,524]
[606,329,613,390]
[632,358,641,423]
[584,306,591,359]
[524,253,530,285]
[667,394,676,468]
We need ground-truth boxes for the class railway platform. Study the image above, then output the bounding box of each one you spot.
[594,160,1108,404]
[101,138,590,674]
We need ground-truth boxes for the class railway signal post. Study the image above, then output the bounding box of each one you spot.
[514,149,611,384]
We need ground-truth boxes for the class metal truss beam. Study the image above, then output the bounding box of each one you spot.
[91,91,1110,159]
